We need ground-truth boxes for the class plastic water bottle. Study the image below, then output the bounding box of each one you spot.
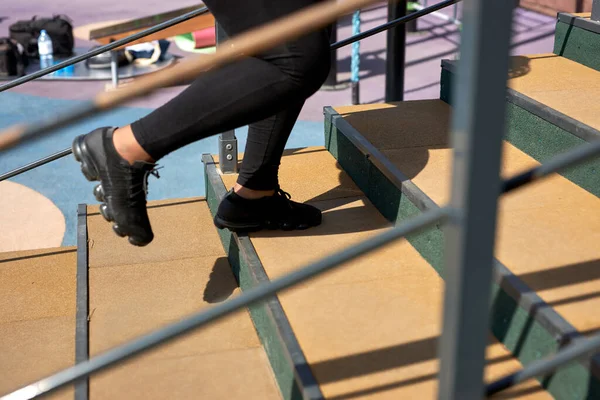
[38,29,54,69]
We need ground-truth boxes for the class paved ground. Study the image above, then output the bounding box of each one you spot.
[0,1,558,249]
[0,1,557,116]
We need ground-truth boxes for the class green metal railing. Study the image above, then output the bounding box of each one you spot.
[2,1,600,399]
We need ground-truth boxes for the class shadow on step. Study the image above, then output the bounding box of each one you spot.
[512,258,600,327]
[327,379,544,400]
[310,335,542,399]
[0,248,75,264]
[517,259,600,294]
[508,55,531,80]
[203,257,238,303]
[493,258,600,374]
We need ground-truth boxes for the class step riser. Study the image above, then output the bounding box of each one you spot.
[202,154,324,400]
[324,108,600,400]
[554,13,600,72]
[441,65,600,198]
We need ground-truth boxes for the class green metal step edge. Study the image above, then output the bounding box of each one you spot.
[554,13,600,72]
[441,60,600,198]
[324,106,600,400]
[202,154,324,400]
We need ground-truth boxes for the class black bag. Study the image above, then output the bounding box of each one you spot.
[0,38,28,77]
[9,15,74,58]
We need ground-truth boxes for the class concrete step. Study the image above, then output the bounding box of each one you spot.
[324,99,600,399]
[0,247,77,400]
[0,199,284,400]
[204,147,553,399]
[553,12,600,72]
[85,198,282,399]
[441,53,600,197]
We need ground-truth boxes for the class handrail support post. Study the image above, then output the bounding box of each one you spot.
[437,0,516,398]
[385,0,407,102]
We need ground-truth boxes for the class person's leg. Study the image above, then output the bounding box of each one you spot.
[237,100,304,192]
[212,99,323,232]
[72,0,331,246]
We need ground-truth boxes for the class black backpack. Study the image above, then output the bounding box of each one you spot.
[9,15,74,58]
[0,38,28,77]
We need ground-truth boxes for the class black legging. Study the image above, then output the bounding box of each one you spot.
[130,0,331,190]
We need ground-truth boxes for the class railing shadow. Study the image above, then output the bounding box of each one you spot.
[306,334,544,399]
[493,258,600,395]
[0,248,76,264]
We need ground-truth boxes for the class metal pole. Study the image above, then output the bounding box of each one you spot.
[110,44,119,89]
[487,332,600,396]
[0,6,210,93]
[385,0,407,102]
[592,0,600,21]
[323,22,340,88]
[437,0,515,398]
[351,11,361,105]
[215,22,238,174]
[0,148,72,182]
[1,207,447,400]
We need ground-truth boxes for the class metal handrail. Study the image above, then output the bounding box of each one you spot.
[502,139,600,193]
[0,0,462,179]
[331,0,460,49]
[0,207,448,400]
[0,6,210,93]
[0,148,71,182]
[4,135,598,191]
[487,331,600,396]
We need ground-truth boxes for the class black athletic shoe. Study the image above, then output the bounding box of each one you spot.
[213,188,322,232]
[71,127,160,246]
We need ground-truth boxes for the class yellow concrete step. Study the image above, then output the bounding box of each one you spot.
[332,100,600,339]
[86,198,281,399]
[506,53,600,131]
[212,147,551,399]
[0,247,77,399]
[445,53,600,132]
[441,54,600,201]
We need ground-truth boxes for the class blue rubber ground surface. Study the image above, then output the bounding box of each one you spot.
[0,92,323,246]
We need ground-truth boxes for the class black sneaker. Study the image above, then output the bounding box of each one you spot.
[71,127,160,246]
[213,188,322,232]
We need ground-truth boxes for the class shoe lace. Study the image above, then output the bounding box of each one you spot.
[127,163,162,206]
[143,165,163,194]
[275,187,293,209]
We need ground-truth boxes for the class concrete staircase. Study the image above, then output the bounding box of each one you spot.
[0,200,282,399]
[314,11,600,400]
[2,10,599,400]
[203,148,553,399]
